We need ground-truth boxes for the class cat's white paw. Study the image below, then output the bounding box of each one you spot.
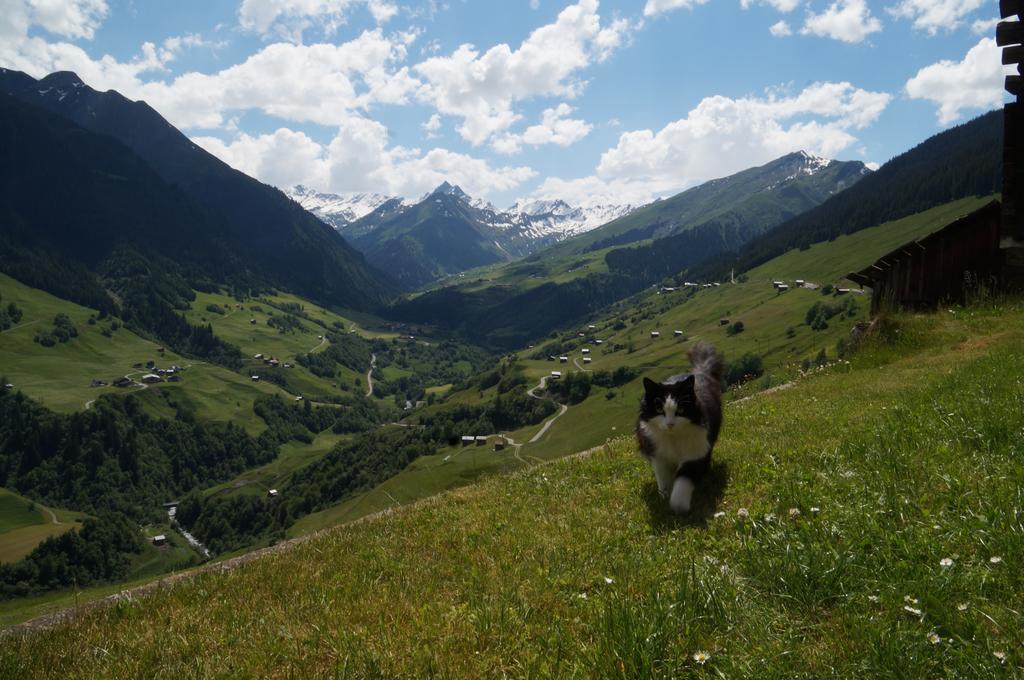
[669,477,695,514]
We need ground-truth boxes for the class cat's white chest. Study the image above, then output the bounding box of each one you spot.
[641,419,709,466]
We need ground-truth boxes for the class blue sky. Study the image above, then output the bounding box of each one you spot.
[0,0,1009,207]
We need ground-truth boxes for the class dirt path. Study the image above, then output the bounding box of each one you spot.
[0,319,40,335]
[573,357,592,372]
[42,507,61,525]
[365,354,376,397]
[529,403,569,443]
[731,381,796,405]
[524,375,571,444]
[308,336,328,354]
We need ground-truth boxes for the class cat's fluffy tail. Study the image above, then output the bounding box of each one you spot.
[689,342,723,382]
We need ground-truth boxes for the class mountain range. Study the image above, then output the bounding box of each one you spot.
[288,183,638,289]
[0,68,395,313]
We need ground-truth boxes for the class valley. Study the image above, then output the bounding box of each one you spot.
[0,27,1018,674]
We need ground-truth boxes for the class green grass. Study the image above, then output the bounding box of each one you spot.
[0,488,87,564]
[3,298,1021,676]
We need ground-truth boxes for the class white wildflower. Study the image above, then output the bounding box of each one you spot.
[692,651,710,665]
[927,631,941,645]
[994,651,1006,663]
[904,596,919,605]
[713,511,726,518]
[764,513,776,522]
[940,558,954,567]
[904,605,923,617]
[788,508,801,518]
[868,595,880,603]
[603,576,614,584]
[737,508,749,519]
[957,603,968,611]
[990,556,1003,564]
[810,507,820,513]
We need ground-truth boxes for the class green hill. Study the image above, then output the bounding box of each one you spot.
[3,289,1020,676]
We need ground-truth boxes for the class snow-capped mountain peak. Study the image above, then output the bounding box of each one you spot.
[287,185,396,229]
[794,150,832,175]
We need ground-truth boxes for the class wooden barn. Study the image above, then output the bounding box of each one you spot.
[847,200,1003,314]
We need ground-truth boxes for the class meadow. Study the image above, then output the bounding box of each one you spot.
[2,295,1020,677]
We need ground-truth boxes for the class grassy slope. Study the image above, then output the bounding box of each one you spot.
[0,273,290,432]
[3,298,1021,676]
[297,196,993,529]
[181,289,398,402]
[0,489,86,563]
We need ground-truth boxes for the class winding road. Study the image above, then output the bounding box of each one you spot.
[365,354,376,397]
[573,357,592,372]
[524,375,570,444]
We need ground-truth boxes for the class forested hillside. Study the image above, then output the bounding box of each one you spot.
[0,69,396,311]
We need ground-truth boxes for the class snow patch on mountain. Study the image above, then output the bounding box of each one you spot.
[288,186,396,228]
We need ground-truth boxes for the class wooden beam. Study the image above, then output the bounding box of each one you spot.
[998,20,1024,47]
[1008,74,1024,97]
[1002,0,1022,19]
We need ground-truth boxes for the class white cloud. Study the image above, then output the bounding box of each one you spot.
[422,112,442,137]
[414,0,634,145]
[194,127,330,189]
[888,0,985,35]
[531,0,540,8]
[742,0,802,13]
[770,20,793,36]
[801,0,882,43]
[492,103,593,154]
[194,118,535,199]
[905,37,1006,124]
[3,26,419,130]
[970,16,1000,35]
[643,0,710,16]
[533,81,891,205]
[865,161,880,170]
[27,0,108,40]
[238,0,397,43]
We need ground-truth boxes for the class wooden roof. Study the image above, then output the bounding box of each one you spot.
[846,199,1001,287]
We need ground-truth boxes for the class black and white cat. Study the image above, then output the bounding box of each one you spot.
[636,342,723,514]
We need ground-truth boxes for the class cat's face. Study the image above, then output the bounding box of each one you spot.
[640,376,701,431]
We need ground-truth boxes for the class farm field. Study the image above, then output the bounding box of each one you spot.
[4,295,1020,676]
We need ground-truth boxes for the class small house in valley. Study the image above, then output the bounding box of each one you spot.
[674,330,684,336]
[113,377,132,388]
[475,436,487,446]
[583,356,592,364]
[141,374,163,384]
[268,489,279,498]
[461,435,475,446]
[650,331,660,338]
[550,371,562,379]
[152,535,167,546]
[559,356,568,363]
[494,438,506,451]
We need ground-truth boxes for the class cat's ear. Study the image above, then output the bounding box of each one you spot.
[643,377,660,394]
